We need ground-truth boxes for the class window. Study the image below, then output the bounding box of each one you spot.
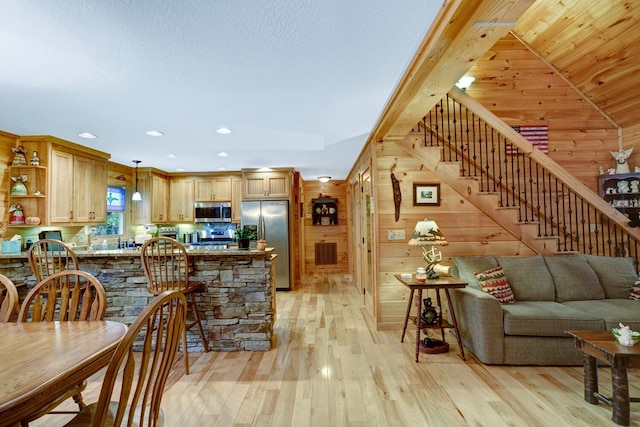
[96,187,125,236]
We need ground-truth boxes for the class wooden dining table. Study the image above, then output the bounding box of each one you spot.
[0,320,127,426]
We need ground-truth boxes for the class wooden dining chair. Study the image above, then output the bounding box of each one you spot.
[0,274,19,322]
[63,290,187,427]
[140,237,209,374]
[28,238,79,282]
[18,270,106,322]
[18,270,107,425]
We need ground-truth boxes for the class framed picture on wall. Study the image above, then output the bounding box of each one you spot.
[413,183,440,206]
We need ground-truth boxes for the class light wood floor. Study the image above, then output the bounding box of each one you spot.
[33,274,640,426]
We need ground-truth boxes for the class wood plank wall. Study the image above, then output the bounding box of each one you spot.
[466,34,619,191]
[350,33,625,329]
[301,180,349,274]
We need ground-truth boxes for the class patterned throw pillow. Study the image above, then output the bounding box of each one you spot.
[475,266,516,304]
[631,281,640,300]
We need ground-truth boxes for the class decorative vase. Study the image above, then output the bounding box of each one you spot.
[256,239,266,251]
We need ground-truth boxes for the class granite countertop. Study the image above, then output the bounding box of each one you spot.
[0,247,275,258]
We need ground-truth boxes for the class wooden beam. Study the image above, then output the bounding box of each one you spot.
[371,0,535,142]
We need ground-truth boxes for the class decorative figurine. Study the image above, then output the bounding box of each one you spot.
[598,165,605,175]
[10,175,28,195]
[632,180,640,193]
[610,148,633,174]
[9,204,25,225]
[10,146,27,166]
[30,151,40,165]
[618,180,630,194]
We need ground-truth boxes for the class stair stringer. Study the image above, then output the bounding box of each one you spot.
[397,139,560,255]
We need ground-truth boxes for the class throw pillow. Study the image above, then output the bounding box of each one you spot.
[475,266,516,304]
[631,281,640,300]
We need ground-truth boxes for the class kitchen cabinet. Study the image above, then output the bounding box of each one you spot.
[131,170,169,224]
[49,149,108,224]
[195,177,232,201]
[243,171,291,199]
[169,178,195,222]
[231,176,243,222]
[599,172,640,227]
[7,165,47,225]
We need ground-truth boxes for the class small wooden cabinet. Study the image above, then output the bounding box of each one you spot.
[311,197,337,225]
[599,173,640,227]
[169,177,195,222]
[195,176,232,201]
[243,171,291,199]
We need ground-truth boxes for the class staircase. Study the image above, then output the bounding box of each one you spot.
[397,88,640,270]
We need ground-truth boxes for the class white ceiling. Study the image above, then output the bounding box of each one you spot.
[0,0,440,180]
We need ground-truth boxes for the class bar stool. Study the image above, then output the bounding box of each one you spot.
[140,236,210,374]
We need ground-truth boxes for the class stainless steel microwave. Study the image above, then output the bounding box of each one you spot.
[194,202,232,223]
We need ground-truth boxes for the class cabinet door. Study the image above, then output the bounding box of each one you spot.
[264,174,290,198]
[73,156,108,224]
[231,177,242,222]
[73,156,94,223]
[151,175,168,223]
[213,177,232,201]
[169,178,195,222]
[243,174,267,199]
[90,159,108,223]
[49,150,74,223]
[131,174,150,225]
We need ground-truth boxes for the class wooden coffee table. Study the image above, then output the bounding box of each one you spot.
[568,330,640,426]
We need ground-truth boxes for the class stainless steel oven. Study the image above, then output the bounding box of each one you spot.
[194,202,232,223]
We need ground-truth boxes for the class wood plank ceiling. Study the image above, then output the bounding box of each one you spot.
[372,0,640,146]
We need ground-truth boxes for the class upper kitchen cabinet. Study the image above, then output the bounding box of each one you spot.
[242,169,293,199]
[132,169,169,224]
[169,177,195,222]
[25,136,110,225]
[195,176,232,201]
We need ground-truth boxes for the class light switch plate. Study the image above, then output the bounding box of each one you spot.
[388,230,406,240]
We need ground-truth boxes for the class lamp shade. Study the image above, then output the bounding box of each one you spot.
[408,219,447,246]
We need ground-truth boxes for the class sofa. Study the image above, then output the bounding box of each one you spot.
[449,254,640,365]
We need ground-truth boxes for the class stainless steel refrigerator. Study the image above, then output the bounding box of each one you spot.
[241,200,290,290]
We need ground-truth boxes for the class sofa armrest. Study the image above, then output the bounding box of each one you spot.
[450,287,506,364]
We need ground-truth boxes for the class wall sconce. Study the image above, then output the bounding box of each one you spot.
[318,176,331,183]
[455,75,475,91]
[132,160,142,201]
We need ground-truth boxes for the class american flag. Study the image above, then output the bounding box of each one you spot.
[507,125,549,155]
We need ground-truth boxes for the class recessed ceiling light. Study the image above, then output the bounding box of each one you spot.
[218,166,227,171]
[78,132,97,139]
[175,167,185,172]
[146,130,164,136]
[216,127,232,135]
[166,154,178,159]
[217,152,229,157]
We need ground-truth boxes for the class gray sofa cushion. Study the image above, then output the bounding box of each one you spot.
[584,255,638,298]
[544,255,604,302]
[453,256,498,290]
[563,300,640,330]
[502,301,604,337]
[497,255,555,301]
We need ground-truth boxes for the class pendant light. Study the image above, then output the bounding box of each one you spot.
[132,160,142,201]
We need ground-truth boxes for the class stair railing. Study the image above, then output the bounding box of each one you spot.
[410,87,640,270]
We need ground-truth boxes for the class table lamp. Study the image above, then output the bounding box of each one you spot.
[408,218,448,278]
